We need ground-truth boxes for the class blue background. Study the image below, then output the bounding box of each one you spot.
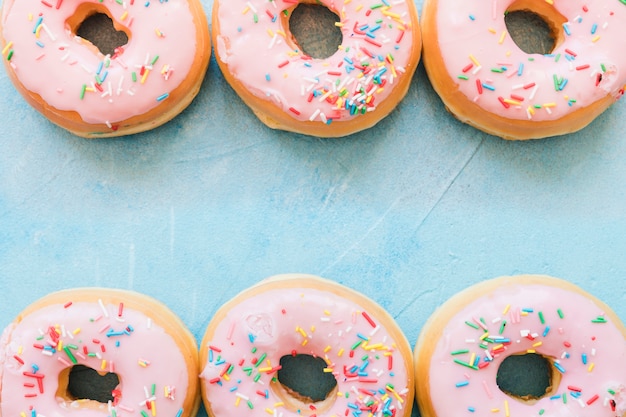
[1,0,625,415]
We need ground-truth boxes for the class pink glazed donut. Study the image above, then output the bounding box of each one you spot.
[200,274,414,417]
[0,0,210,137]
[421,0,626,139]
[0,288,200,417]
[414,275,626,417]
[211,0,422,137]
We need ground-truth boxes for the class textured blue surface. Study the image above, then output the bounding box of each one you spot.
[1,0,625,415]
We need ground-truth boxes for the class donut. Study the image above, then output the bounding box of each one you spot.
[0,0,210,138]
[414,275,626,417]
[211,0,422,137]
[420,0,626,139]
[0,288,200,416]
[199,274,414,417]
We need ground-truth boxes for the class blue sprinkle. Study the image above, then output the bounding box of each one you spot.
[456,380,470,387]
[554,362,566,373]
[468,407,475,412]
[591,23,597,34]
[563,23,571,36]
[543,326,550,337]
[265,73,271,82]
[36,41,45,48]
[517,63,524,76]
[469,14,476,20]
[482,83,496,91]
[559,78,568,90]
[582,353,588,364]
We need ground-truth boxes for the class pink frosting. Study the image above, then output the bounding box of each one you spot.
[201,286,410,417]
[214,0,418,124]
[433,0,626,121]
[426,283,626,417]
[0,298,190,417]
[1,0,198,129]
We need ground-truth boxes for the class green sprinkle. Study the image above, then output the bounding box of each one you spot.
[465,321,480,330]
[247,400,254,409]
[255,353,267,367]
[253,13,258,23]
[601,63,607,72]
[63,346,77,364]
[451,349,470,355]
[227,364,234,375]
[539,409,545,415]
[253,373,261,382]
[608,389,616,395]
[538,311,545,324]
[80,84,87,100]
[351,340,363,350]
[554,53,561,62]
[132,72,137,82]
[6,50,13,61]
[370,3,384,9]
[553,74,560,91]
[491,68,504,73]
[499,320,507,335]
[151,55,159,65]
[592,316,607,323]
[453,359,479,370]
[562,392,567,404]
[141,411,149,417]
[557,309,564,318]
[251,347,257,353]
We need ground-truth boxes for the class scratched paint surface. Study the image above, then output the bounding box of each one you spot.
[1,2,626,417]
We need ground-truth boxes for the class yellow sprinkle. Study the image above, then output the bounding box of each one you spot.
[490,409,500,413]
[365,343,383,350]
[499,31,506,44]
[265,409,275,415]
[21,412,27,417]
[493,343,504,350]
[141,69,150,84]
[258,367,272,372]
[18,346,23,355]
[382,10,401,18]
[73,328,81,335]
[35,24,43,38]
[335,22,343,27]
[521,311,528,316]
[545,0,553,4]
[543,102,557,107]
[469,352,476,366]
[323,368,334,373]
[469,54,481,67]
[488,27,496,34]
[2,42,13,56]
[526,349,536,353]
[527,106,535,115]
[355,4,363,11]
[151,400,156,416]
[57,340,63,351]
[223,373,231,381]
[588,362,595,372]
[101,359,107,370]
[301,338,308,346]
[242,6,250,14]
[337,348,345,357]
[592,35,600,42]
[532,341,543,347]
[324,345,332,353]
[276,30,286,38]
[274,402,284,408]
[502,304,511,315]
[28,13,33,20]
[480,332,489,340]
[267,28,274,37]
[310,325,316,333]
[120,11,128,20]
[296,326,307,338]
[505,400,510,417]
[161,64,169,74]
[235,397,241,407]
[324,310,331,316]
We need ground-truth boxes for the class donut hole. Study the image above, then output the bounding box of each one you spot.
[286,4,343,59]
[496,353,561,402]
[272,354,338,414]
[57,364,120,404]
[504,1,567,55]
[67,5,130,56]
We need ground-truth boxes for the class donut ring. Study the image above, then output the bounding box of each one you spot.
[0,0,210,137]
[420,0,626,139]
[414,275,626,417]
[212,0,421,137]
[0,288,200,416]
[200,274,414,417]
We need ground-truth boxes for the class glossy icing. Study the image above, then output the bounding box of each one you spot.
[0,297,190,417]
[201,286,411,417]
[1,0,198,128]
[433,0,626,121]
[427,283,626,417]
[214,0,418,124]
